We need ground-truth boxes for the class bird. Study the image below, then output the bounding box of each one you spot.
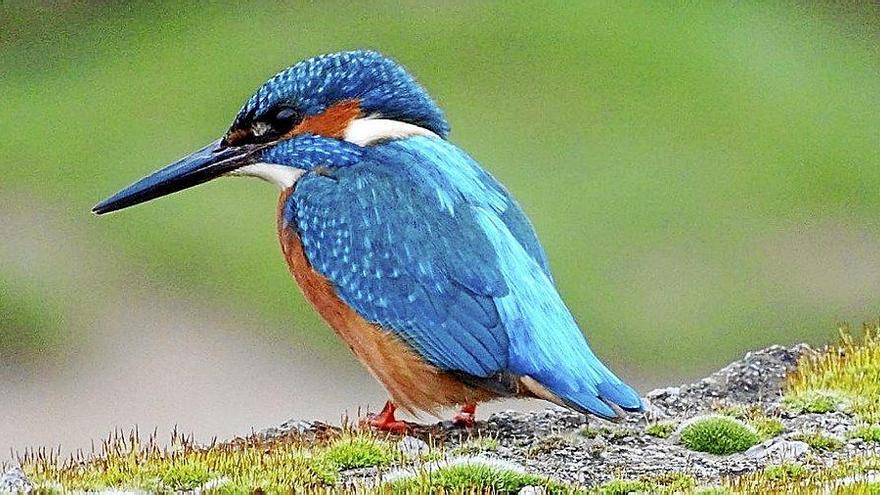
[93,50,642,431]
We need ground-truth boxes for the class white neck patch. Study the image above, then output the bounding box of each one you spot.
[343,117,439,146]
[229,163,305,190]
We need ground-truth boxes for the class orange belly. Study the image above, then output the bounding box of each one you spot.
[276,190,495,413]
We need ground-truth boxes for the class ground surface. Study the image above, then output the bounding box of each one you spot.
[9,340,880,493]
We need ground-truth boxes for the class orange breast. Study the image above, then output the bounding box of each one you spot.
[276,189,495,413]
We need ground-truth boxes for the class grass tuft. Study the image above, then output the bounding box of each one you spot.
[850,425,880,443]
[761,462,810,483]
[750,417,784,440]
[784,323,880,422]
[782,389,847,414]
[527,435,570,456]
[645,422,676,439]
[792,431,843,451]
[595,473,696,495]
[679,416,759,455]
[385,460,568,494]
[595,478,653,495]
[451,437,499,456]
[319,433,396,470]
[711,403,783,440]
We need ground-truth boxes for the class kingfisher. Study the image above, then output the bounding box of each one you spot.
[93,50,642,431]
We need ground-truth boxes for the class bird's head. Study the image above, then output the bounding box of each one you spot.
[93,50,448,214]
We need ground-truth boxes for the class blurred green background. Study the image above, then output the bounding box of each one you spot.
[1,1,879,450]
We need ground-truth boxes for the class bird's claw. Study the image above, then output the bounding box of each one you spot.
[452,403,477,428]
[365,400,409,433]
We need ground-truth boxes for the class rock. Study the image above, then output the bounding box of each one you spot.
[0,464,32,493]
[398,436,429,459]
[518,486,547,495]
[649,344,812,416]
[745,439,811,461]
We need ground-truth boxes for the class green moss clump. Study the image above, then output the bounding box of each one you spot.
[595,478,653,495]
[711,403,782,440]
[782,389,846,414]
[693,488,735,495]
[154,460,215,491]
[451,437,499,456]
[645,422,676,439]
[595,473,695,495]
[320,434,396,470]
[648,472,697,492]
[750,417,784,440]
[385,462,568,494]
[793,431,842,451]
[851,425,880,443]
[679,416,759,455]
[784,324,880,422]
[762,463,810,482]
[713,404,762,420]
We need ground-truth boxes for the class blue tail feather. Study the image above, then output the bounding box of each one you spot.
[596,381,643,412]
[537,368,643,419]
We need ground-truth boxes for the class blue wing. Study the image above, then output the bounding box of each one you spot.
[287,136,640,417]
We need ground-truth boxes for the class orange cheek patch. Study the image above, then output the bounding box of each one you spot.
[289,100,362,139]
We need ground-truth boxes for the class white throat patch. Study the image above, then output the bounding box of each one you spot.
[230,163,305,190]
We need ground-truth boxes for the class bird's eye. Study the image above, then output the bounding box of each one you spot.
[269,106,301,133]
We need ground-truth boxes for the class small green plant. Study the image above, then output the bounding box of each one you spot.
[527,435,569,456]
[762,462,810,482]
[648,472,697,492]
[595,472,696,494]
[784,324,880,422]
[385,461,568,494]
[451,437,499,456]
[782,389,846,414]
[711,403,782,440]
[793,431,843,451]
[645,422,676,439]
[750,416,784,440]
[851,425,880,443]
[713,403,762,420]
[595,478,653,495]
[693,488,735,495]
[679,416,759,455]
[154,461,215,491]
[320,434,395,469]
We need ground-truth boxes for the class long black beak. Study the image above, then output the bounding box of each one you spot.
[92,138,261,215]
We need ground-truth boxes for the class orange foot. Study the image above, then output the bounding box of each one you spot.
[368,401,408,433]
[452,403,477,428]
